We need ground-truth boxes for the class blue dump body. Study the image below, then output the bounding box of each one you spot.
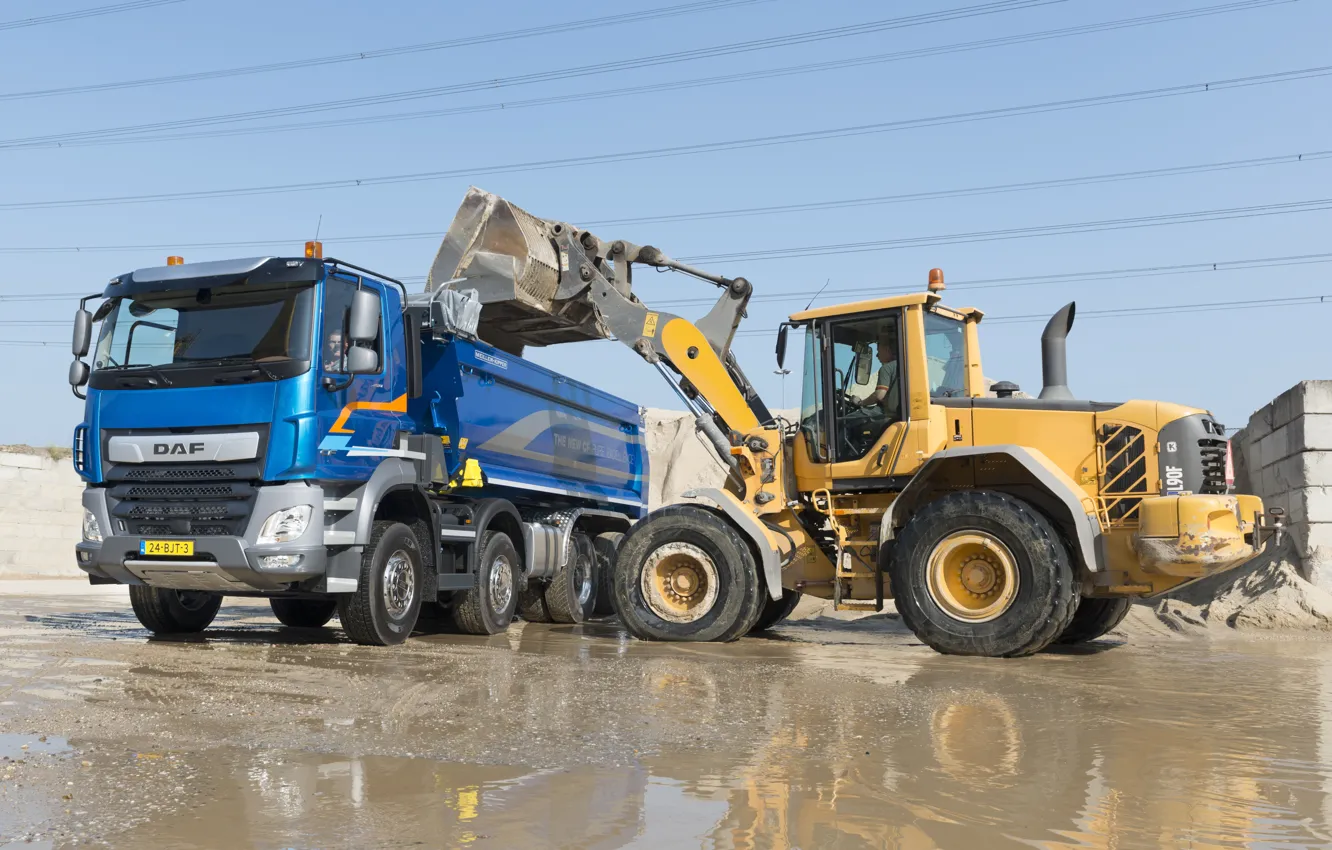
[413,335,648,518]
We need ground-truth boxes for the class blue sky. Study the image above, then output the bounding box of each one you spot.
[1,0,1329,444]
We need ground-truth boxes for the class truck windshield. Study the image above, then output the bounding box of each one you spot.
[92,282,314,380]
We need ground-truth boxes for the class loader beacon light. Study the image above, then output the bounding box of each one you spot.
[305,240,323,259]
[166,256,184,266]
[928,267,945,292]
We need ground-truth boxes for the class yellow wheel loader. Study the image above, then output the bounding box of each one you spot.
[429,188,1282,657]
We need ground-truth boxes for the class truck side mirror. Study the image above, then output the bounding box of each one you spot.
[775,324,789,370]
[72,309,92,357]
[345,345,378,375]
[348,289,380,343]
[68,359,90,396]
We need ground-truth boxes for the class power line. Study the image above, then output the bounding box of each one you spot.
[677,197,1332,264]
[0,0,185,32]
[4,148,1325,254]
[0,0,767,101]
[7,0,1294,150]
[6,293,1328,346]
[653,251,1332,308]
[730,294,1332,336]
[0,0,1062,148]
[3,63,1329,212]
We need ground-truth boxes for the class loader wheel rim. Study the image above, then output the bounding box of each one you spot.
[382,550,416,619]
[641,542,719,624]
[926,531,1020,623]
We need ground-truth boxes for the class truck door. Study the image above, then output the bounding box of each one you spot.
[315,275,410,479]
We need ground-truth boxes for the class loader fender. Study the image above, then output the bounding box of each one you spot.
[681,488,784,600]
[880,445,1106,574]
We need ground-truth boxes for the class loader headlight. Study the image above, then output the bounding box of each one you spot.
[82,509,102,543]
[257,505,312,545]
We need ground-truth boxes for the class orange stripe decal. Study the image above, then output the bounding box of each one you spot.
[330,394,407,434]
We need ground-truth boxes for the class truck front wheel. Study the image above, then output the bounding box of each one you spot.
[890,491,1077,658]
[453,531,520,635]
[613,506,763,643]
[270,598,338,629]
[338,521,424,646]
[129,586,222,635]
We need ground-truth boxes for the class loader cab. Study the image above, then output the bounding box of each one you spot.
[780,288,983,489]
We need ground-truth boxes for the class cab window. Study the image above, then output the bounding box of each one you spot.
[320,277,382,374]
[828,313,903,462]
[923,312,966,398]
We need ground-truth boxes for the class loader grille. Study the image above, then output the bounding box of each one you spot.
[1098,423,1148,526]
[1198,438,1228,495]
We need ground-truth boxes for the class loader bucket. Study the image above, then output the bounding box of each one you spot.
[427,187,610,353]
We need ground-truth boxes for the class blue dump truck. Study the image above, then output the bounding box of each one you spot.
[66,248,647,644]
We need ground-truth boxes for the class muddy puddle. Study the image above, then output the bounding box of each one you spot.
[2,593,1332,847]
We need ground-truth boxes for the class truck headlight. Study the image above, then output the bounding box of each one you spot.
[82,509,102,543]
[257,505,312,545]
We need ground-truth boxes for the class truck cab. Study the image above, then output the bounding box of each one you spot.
[69,251,646,644]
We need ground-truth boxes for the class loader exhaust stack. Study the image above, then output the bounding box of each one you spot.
[1039,301,1076,400]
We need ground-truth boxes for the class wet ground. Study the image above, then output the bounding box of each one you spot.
[1,582,1331,849]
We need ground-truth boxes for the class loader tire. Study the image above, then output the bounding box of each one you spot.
[1055,597,1132,645]
[890,491,1077,658]
[749,588,803,633]
[270,598,337,629]
[337,521,424,646]
[453,531,520,635]
[592,532,624,617]
[129,586,222,635]
[546,533,597,624]
[614,505,764,643]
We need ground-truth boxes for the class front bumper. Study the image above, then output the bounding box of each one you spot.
[1131,493,1271,578]
[76,482,330,592]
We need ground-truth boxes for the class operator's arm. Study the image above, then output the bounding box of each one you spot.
[855,363,895,408]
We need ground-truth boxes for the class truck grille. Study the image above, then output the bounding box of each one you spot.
[105,461,259,537]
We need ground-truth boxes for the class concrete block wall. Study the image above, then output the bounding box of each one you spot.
[1232,381,1332,590]
[0,450,84,578]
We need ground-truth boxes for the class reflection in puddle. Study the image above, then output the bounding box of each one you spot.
[0,733,69,760]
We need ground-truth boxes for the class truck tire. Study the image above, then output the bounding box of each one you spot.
[545,533,597,624]
[129,586,222,634]
[749,588,803,633]
[1056,597,1132,645]
[592,532,623,617]
[613,505,764,643]
[453,531,520,635]
[517,582,554,623]
[337,521,424,646]
[270,598,338,629]
[889,491,1078,658]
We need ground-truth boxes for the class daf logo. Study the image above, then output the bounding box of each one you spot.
[153,442,206,456]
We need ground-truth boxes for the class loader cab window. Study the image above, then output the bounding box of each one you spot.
[800,328,826,462]
[829,313,903,462]
[924,311,967,398]
[321,277,382,375]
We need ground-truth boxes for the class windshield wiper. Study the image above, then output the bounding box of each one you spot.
[115,365,174,387]
[188,357,281,382]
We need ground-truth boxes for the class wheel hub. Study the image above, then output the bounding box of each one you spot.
[641,542,719,624]
[489,554,514,611]
[925,532,1020,623]
[382,550,416,619]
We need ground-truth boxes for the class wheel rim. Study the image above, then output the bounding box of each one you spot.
[489,554,514,612]
[382,549,416,619]
[175,591,213,612]
[925,531,1020,623]
[573,547,594,609]
[641,542,719,624]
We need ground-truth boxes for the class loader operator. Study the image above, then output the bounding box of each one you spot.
[854,335,901,421]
